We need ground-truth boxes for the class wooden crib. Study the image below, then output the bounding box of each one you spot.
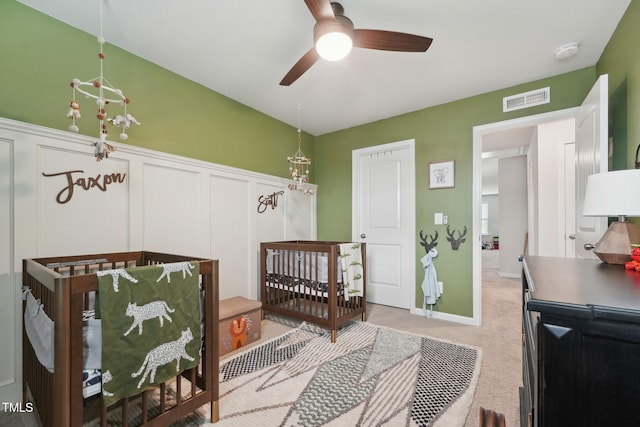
[22,251,219,427]
[260,241,366,342]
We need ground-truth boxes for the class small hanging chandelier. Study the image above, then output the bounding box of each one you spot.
[66,0,140,161]
[287,103,314,194]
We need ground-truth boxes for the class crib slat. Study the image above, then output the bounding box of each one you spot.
[189,366,197,397]
[160,382,166,412]
[69,290,85,426]
[176,374,182,405]
[308,251,313,317]
[101,401,107,427]
[142,389,149,423]
[286,250,292,309]
[122,397,129,427]
[312,251,318,318]
[54,275,73,426]
[303,251,309,316]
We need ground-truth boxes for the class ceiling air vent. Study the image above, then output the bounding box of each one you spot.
[503,87,550,112]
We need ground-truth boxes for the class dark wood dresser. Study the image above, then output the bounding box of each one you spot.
[521,256,640,427]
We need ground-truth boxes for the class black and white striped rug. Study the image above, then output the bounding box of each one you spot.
[213,321,481,426]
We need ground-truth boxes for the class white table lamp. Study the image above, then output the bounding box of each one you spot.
[582,169,640,264]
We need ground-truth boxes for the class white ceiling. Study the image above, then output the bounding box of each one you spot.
[18,0,630,136]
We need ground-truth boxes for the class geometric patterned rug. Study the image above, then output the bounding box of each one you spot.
[207,321,481,426]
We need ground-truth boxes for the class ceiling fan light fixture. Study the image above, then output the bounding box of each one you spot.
[279,1,432,86]
[316,32,352,60]
[314,16,354,61]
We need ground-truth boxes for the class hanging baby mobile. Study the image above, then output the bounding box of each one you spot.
[287,103,314,194]
[66,0,140,161]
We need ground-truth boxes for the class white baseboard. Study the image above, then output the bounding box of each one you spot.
[409,307,480,326]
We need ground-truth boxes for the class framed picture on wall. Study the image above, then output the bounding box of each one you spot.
[429,160,454,189]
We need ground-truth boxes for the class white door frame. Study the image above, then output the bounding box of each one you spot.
[472,107,578,325]
[352,139,416,310]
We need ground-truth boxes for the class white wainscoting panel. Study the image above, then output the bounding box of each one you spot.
[142,163,202,256]
[210,175,252,299]
[286,188,316,240]
[0,137,18,402]
[39,147,130,256]
[287,190,317,239]
[0,117,317,403]
[256,182,287,244]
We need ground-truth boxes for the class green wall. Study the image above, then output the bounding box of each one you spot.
[597,0,640,171]
[0,1,314,179]
[314,69,596,316]
[3,1,638,317]
[597,0,640,227]
[313,0,640,317]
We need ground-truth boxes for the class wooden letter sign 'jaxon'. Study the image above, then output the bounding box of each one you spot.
[42,169,126,204]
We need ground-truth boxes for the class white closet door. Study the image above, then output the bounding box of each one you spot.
[352,140,415,309]
[575,75,608,259]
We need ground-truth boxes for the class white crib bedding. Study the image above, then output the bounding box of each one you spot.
[265,277,336,299]
[266,249,343,283]
[266,248,343,289]
[83,314,103,398]
[24,290,103,398]
[83,369,103,398]
[24,290,55,372]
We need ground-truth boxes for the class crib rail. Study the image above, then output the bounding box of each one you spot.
[22,251,219,427]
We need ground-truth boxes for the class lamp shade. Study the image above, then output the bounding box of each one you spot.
[582,169,640,217]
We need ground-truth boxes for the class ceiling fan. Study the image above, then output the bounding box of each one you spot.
[279,0,433,86]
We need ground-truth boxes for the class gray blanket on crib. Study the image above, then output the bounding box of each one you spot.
[97,261,201,407]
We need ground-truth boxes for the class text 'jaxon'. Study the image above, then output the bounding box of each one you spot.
[42,170,126,204]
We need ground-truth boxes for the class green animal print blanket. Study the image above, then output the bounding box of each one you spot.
[96,261,201,408]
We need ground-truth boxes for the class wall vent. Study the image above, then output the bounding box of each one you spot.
[503,87,550,112]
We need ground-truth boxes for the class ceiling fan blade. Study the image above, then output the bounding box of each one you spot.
[280,48,320,86]
[304,0,335,22]
[353,29,433,52]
